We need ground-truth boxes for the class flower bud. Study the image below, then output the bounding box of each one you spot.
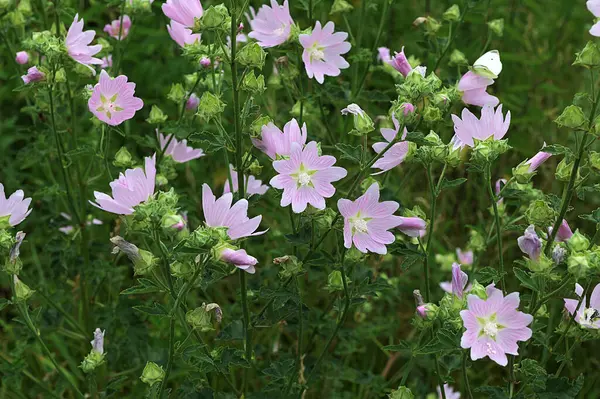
[568,230,590,252]
[589,151,600,171]
[525,200,556,228]
[573,41,600,68]
[110,236,157,276]
[170,260,194,279]
[113,146,133,168]
[449,49,468,66]
[250,115,272,138]
[91,328,105,354]
[13,275,34,302]
[236,42,266,69]
[196,92,226,122]
[275,255,304,279]
[21,66,45,84]
[218,246,257,274]
[416,303,438,320]
[186,303,222,331]
[526,253,552,272]
[512,161,535,184]
[423,17,441,34]
[196,4,230,32]
[397,216,427,237]
[15,51,29,65]
[3,231,25,275]
[555,157,575,182]
[469,280,487,299]
[241,71,266,94]
[389,386,414,399]
[200,57,212,68]
[140,362,165,386]
[80,349,106,373]
[517,225,541,260]
[0,229,14,251]
[443,5,460,21]
[554,105,587,129]
[468,230,486,252]
[186,93,200,111]
[167,83,186,104]
[341,104,375,136]
[553,219,574,242]
[330,0,353,14]
[568,252,590,278]
[487,18,504,37]
[422,105,442,123]
[161,213,187,234]
[389,48,413,77]
[327,270,347,292]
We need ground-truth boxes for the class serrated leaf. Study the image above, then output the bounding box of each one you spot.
[579,208,600,224]
[473,267,505,284]
[514,267,540,292]
[120,278,161,295]
[542,144,573,156]
[335,143,362,164]
[440,177,467,190]
[132,302,169,317]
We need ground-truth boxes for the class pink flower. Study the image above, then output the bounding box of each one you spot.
[451,105,511,147]
[66,14,103,74]
[202,184,265,240]
[299,21,351,84]
[90,155,156,215]
[437,384,461,399]
[338,183,402,254]
[553,219,574,242]
[158,132,204,163]
[101,54,113,69]
[88,70,144,126]
[440,264,471,298]
[387,47,413,77]
[104,15,132,40]
[456,248,473,265]
[457,71,499,107]
[248,0,294,48]
[524,144,552,172]
[588,1,600,36]
[371,114,410,175]
[564,282,600,329]
[377,47,391,63]
[200,57,211,67]
[21,66,45,84]
[252,118,307,160]
[397,217,427,237]
[0,183,32,226]
[400,102,415,115]
[271,142,346,213]
[167,20,201,47]
[224,165,269,197]
[460,284,533,366]
[15,51,29,65]
[220,248,257,274]
[162,0,203,28]
[186,93,199,110]
[517,225,541,260]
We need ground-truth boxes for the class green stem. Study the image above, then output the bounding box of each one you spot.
[157,317,176,398]
[485,163,506,292]
[284,276,304,395]
[432,2,471,71]
[462,351,473,399]
[435,354,446,399]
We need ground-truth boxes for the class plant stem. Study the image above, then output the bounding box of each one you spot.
[157,316,176,398]
[432,2,471,71]
[462,351,474,399]
[485,163,506,292]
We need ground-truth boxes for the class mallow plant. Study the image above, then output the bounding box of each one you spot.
[1,0,600,398]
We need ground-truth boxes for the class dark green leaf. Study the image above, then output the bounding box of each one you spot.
[335,143,363,164]
[440,177,467,191]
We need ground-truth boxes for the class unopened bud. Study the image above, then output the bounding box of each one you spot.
[140,362,165,386]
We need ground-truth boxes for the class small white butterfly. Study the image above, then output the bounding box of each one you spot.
[472,50,502,79]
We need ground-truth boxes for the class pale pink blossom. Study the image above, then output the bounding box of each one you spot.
[66,14,103,74]
[101,55,113,69]
[201,183,265,240]
[299,21,351,84]
[88,70,144,126]
[377,47,391,63]
[248,0,293,48]
[162,0,203,28]
[397,217,427,237]
[224,165,269,197]
[552,219,573,242]
[186,93,199,110]
[338,183,402,254]
[0,183,32,226]
[437,384,461,399]
[271,141,347,213]
[400,102,415,115]
[167,20,201,47]
[158,132,204,163]
[457,71,499,107]
[451,105,511,147]
[21,66,45,84]
[587,1,600,36]
[524,143,552,172]
[104,15,132,40]
[456,248,473,265]
[371,113,410,175]
[564,283,600,329]
[460,284,533,366]
[252,118,307,160]
[517,225,541,260]
[15,51,29,65]
[90,155,156,215]
[200,57,211,67]
[220,248,257,274]
[440,263,470,299]
[387,47,412,77]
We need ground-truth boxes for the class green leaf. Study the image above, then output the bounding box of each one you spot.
[0,298,9,312]
[515,359,547,392]
[404,131,429,146]
[513,268,540,292]
[473,267,505,284]
[541,144,573,156]
[383,341,411,353]
[132,302,169,317]
[579,208,600,224]
[475,386,507,398]
[120,278,162,295]
[335,143,363,164]
[440,177,467,190]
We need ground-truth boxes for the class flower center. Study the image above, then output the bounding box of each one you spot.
[309,45,325,62]
[483,321,499,337]
[274,25,286,37]
[98,93,123,119]
[297,172,311,186]
[352,219,369,234]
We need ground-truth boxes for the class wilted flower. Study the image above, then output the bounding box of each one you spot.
[202,183,265,239]
[90,155,155,214]
[15,51,29,64]
[224,165,269,197]
[88,70,144,126]
[456,248,473,265]
[299,21,351,84]
[457,71,499,107]
[248,0,294,48]
[252,118,307,159]
[167,20,201,47]
[271,141,347,213]
[162,0,203,27]
[517,225,541,260]
[104,15,132,40]
[220,247,257,274]
[371,114,410,175]
[66,14,103,74]
[451,105,511,148]
[564,282,600,328]
[460,284,533,366]
[0,183,32,227]
[21,66,45,84]
[587,1,600,36]
[338,183,402,254]
[397,217,427,237]
[158,132,204,163]
[341,103,374,135]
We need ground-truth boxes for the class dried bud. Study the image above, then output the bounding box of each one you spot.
[341,103,375,136]
[110,236,157,276]
[4,231,25,275]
